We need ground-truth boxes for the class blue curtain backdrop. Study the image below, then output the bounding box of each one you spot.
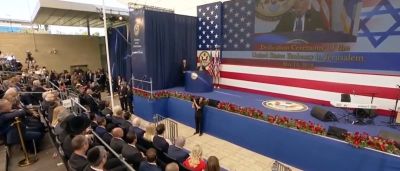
[108,26,132,83]
[144,10,197,90]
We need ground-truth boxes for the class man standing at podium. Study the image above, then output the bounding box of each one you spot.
[274,0,327,32]
[180,59,189,86]
[192,97,205,136]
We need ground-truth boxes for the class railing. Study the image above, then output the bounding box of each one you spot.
[131,75,153,98]
[271,161,292,171]
[153,114,178,144]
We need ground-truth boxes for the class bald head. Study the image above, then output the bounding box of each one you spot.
[111,127,124,138]
[0,99,12,113]
[165,162,179,171]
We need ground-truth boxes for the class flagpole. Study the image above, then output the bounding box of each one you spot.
[103,0,115,109]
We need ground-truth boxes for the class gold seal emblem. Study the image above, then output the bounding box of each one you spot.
[262,100,308,112]
[255,0,296,21]
[191,72,199,80]
[198,51,211,68]
[134,23,140,37]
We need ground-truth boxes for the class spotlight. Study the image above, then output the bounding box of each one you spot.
[118,16,124,21]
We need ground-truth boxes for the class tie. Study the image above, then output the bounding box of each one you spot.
[295,17,303,32]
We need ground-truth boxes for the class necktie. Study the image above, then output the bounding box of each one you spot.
[295,17,303,32]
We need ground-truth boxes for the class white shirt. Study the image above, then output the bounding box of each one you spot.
[293,15,305,32]
[90,166,104,171]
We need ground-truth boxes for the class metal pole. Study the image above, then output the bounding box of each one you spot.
[12,117,38,167]
[150,77,153,99]
[86,17,90,36]
[103,0,115,109]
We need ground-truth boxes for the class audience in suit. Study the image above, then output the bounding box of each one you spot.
[110,106,126,127]
[129,117,145,139]
[94,117,107,137]
[143,123,156,142]
[153,124,169,153]
[84,146,108,171]
[31,80,46,105]
[183,144,207,171]
[139,148,162,171]
[206,156,220,171]
[69,135,90,171]
[168,136,189,163]
[165,162,179,171]
[110,127,125,154]
[101,101,113,116]
[122,132,144,169]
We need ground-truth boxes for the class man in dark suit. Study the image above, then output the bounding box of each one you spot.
[153,124,169,153]
[101,101,112,116]
[122,132,144,169]
[84,146,108,171]
[129,118,145,140]
[118,82,128,111]
[69,135,90,171]
[274,0,327,32]
[94,117,107,137]
[167,136,189,163]
[110,127,126,154]
[139,148,161,171]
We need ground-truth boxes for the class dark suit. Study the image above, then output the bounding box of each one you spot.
[101,108,112,116]
[167,145,189,163]
[139,162,161,171]
[95,126,107,137]
[153,135,169,153]
[121,144,144,169]
[69,153,89,171]
[119,86,128,111]
[110,137,126,154]
[274,9,326,32]
[128,126,145,139]
[102,132,113,145]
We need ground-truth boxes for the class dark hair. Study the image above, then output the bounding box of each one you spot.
[71,135,87,151]
[206,156,220,171]
[97,117,106,126]
[125,132,137,144]
[146,148,157,162]
[156,124,165,135]
[123,111,131,120]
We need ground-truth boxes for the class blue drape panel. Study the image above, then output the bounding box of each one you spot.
[108,26,131,82]
[144,11,197,90]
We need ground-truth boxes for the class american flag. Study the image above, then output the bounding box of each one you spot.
[222,0,255,51]
[197,2,223,50]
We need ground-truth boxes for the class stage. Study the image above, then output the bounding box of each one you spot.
[168,87,400,137]
[133,87,400,171]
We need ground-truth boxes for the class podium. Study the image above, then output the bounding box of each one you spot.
[184,71,213,93]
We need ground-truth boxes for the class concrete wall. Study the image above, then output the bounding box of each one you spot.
[0,32,104,72]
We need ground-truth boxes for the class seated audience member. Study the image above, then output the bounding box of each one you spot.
[41,92,59,121]
[101,101,112,116]
[168,136,189,163]
[165,162,179,171]
[51,106,66,127]
[110,106,127,127]
[32,80,46,105]
[94,117,107,137]
[122,132,144,169]
[139,148,161,171]
[54,109,71,142]
[143,123,156,142]
[102,123,115,145]
[153,123,170,153]
[110,127,125,154]
[129,117,145,139]
[85,146,108,171]
[183,144,207,171]
[0,99,43,149]
[62,114,91,159]
[206,156,220,171]
[69,135,90,171]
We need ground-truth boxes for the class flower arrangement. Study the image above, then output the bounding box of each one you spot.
[152,90,170,99]
[267,115,325,135]
[345,132,400,155]
[133,88,151,99]
[217,101,265,120]
[168,91,193,101]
